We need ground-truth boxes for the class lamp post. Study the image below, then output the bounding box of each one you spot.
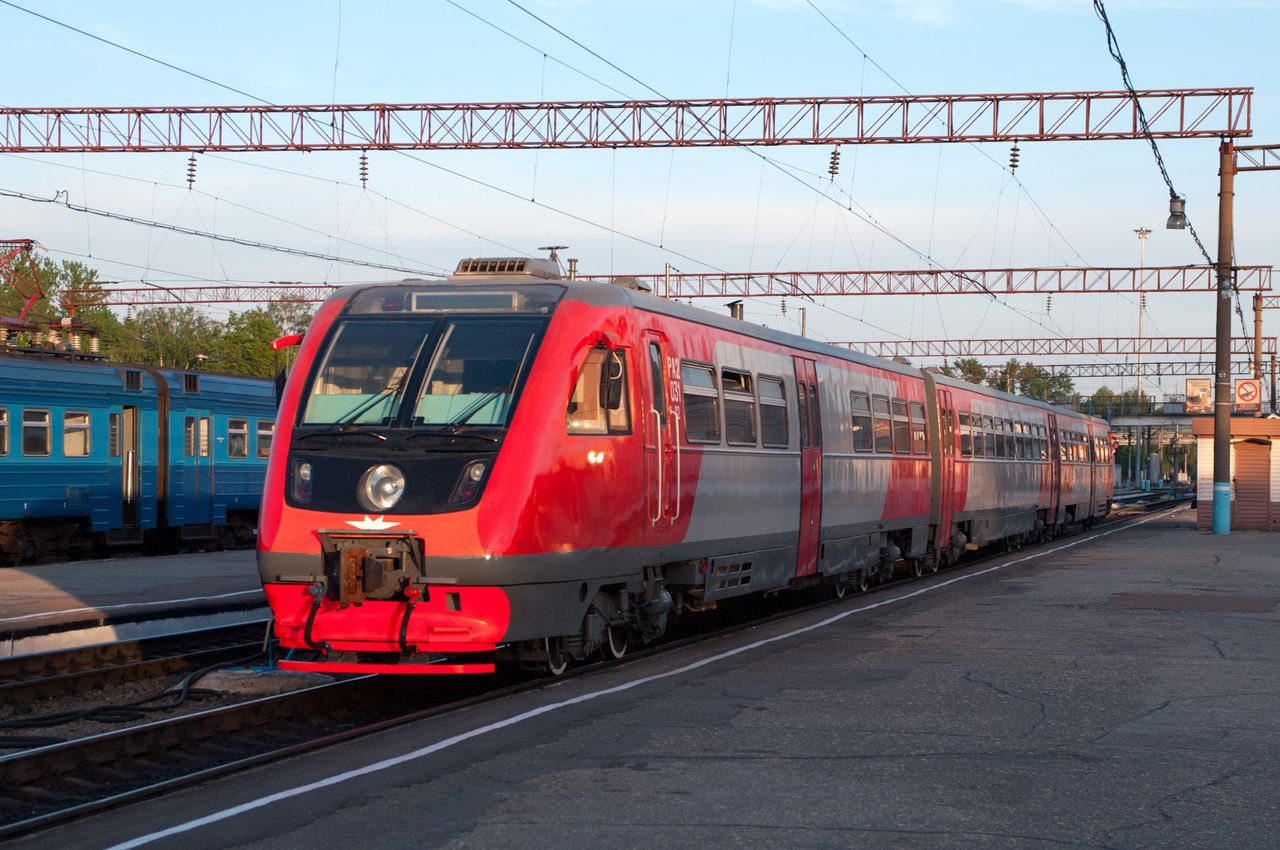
[1134,227,1151,483]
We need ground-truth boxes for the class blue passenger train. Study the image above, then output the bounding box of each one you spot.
[0,351,276,564]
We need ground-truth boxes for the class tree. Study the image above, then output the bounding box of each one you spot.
[939,357,988,385]
[208,308,289,378]
[113,307,222,370]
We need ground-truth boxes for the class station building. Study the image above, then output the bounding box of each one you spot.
[1192,416,1280,531]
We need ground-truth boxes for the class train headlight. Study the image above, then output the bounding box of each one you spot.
[291,460,313,504]
[358,463,405,512]
[449,460,489,504]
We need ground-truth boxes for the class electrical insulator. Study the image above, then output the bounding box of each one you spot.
[1045,294,1052,315]
[780,298,787,316]
[359,151,369,188]
[1140,293,1147,310]
[1009,143,1020,173]
[186,153,197,189]
[828,145,840,179]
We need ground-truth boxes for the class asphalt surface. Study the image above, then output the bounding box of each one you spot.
[13,507,1280,850]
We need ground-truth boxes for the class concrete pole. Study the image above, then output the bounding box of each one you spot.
[1211,141,1235,535]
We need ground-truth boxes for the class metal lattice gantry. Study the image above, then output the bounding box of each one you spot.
[0,88,1252,153]
[1037,361,1256,379]
[61,264,1276,310]
[585,266,1273,298]
[843,337,1277,359]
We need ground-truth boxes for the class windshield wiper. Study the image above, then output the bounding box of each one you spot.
[333,372,409,431]
[443,391,504,432]
[297,430,387,443]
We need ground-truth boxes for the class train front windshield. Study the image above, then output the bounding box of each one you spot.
[299,316,546,430]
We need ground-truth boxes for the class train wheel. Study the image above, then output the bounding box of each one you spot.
[544,637,568,676]
[909,559,924,579]
[926,555,940,574]
[856,571,870,593]
[602,624,628,661]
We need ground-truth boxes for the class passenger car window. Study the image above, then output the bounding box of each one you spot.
[959,412,972,457]
[850,391,873,453]
[891,398,910,454]
[722,369,757,446]
[63,411,91,457]
[228,419,249,458]
[109,413,120,457]
[680,362,720,443]
[257,420,274,458]
[0,408,7,456]
[872,395,892,453]
[909,402,927,454]
[759,376,788,447]
[22,409,50,457]
[567,348,630,435]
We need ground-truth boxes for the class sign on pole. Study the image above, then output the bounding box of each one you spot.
[1185,378,1212,414]
[1234,378,1261,413]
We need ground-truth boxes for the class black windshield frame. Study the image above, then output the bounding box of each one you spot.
[295,314,549,434]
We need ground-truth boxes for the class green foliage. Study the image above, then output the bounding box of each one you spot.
[3,252,316,378]
[938,357,988,385]
[984,359,1075,404]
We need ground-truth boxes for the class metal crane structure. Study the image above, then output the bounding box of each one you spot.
[0,88,1250,153]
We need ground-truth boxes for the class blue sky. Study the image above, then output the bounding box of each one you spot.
[3,0,1279,394]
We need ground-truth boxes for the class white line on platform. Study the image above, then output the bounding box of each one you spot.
[0,589,264,626]
[106,507,1182,850]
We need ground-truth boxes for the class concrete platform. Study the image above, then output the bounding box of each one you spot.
[0,550,266,658]
[17,506,1280,850]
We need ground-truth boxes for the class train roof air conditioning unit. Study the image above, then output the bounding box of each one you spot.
[449,257,562,281]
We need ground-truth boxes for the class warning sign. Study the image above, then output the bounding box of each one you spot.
[1234,378,1261,413]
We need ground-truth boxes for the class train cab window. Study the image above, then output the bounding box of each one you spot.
[22,409,50,457]
[648,343,666,424]
[257,420,274,458]
[567,348,631,436]
[959,412,972,457]
[909,402,927,454]
[722,369,757,446]
[63,411,91,457]
[109,413,121,457]
[680,362,720,443]
[850,391,873,453]
[184,416,196,457]
[759,376,788,447]
[871,395,892,453]
[227,419,249,458]
[0,408,7,456]
[891,399,910,455]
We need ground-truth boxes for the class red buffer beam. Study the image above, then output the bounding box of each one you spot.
[0,88,1251,153]
[842,337,1276,359]
[590,265,1273,298]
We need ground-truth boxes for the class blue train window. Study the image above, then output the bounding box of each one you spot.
[200,417,210,457]
[22,409,50,456]
[257,420,274,458]
[64,411,91,457]
[228,419,248,458]
[184,417,196,457]
[0,408,7,455]
[109,413,121,457]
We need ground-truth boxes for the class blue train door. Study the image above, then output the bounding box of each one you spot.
[183,409,214,526]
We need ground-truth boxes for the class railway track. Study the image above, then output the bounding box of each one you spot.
[0,503,1183,841]
[0,622,270,705]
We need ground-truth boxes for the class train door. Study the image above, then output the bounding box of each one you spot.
[643,332,676,532]
[185,409,214,526]
[793,357,822,577]
[934,387,956,549]
[1086,425,1098,517]
[1046,413,1061,525]
[121,406,140,527]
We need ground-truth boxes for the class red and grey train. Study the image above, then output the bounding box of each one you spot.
[259,257,1114,675]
